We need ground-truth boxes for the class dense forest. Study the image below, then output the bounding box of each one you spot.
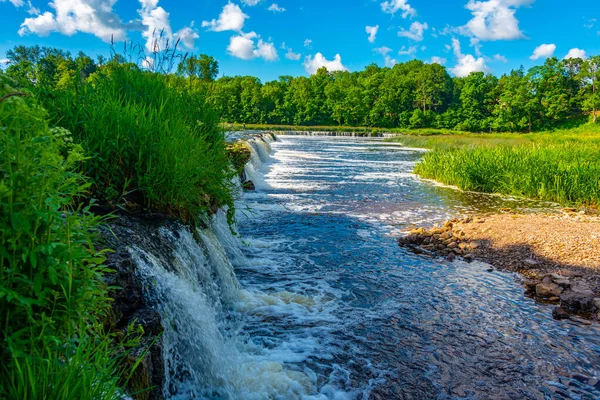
[3,45,600,132]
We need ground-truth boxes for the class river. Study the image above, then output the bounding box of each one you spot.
[133,134,600,399]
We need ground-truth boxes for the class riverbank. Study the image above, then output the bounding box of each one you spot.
[390,128,600,208]
[399,210,600,320]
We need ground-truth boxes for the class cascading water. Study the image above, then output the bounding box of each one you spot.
[123,133,600,400]
[127,134,343,399]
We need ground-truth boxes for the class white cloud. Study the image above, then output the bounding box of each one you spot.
[281,42,301,60]
[381,0,416,18]
[449,38,490,77]
[493,53,508,62]
[398,21,428,41]
[1,0,24,7]
[285,48,301,60]
[137,1,198,51]
[463,0,534,41]
[529,43,555,60]
[430,56,447,65]
[18,0,127,42]
[267,3,285,12]
[202,2,248,32]
[374,46,397,67]
[175,25,199,49]
[0,58,10,64]
[16,0,197,50]
[241,0,260,5]
[564,48,586,60]
[366,25,379,43]
[303,53,347,74]
[398,45,417,56]
[304,38,312,48]
[227,31,278,61]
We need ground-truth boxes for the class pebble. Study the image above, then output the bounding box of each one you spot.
[552,307,570,320]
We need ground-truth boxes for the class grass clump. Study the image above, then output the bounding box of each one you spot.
[408,132,600,206]
[0,74,139,399]
[39,62,234,222]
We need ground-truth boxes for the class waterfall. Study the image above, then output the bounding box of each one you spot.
[243,134,276,191]
[126,133,320,399]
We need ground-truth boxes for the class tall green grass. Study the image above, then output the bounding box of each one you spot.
[414,141,600,206]
[0,74,139,399]
[39,63,234,222]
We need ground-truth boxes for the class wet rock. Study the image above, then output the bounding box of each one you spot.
[536,282,562,297]
[558,270,584,278]
[552,306,570,320]
[560,284,596,312]
[523,258,538,268]
[541,275,554,284]
[242,180,256,190]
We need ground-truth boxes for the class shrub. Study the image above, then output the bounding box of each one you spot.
[0,74,131,399]
[39,63,235,222]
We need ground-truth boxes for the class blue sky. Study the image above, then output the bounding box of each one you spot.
[1,0,599,82]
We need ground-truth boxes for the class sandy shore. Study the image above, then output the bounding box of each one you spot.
[398,210,600,320]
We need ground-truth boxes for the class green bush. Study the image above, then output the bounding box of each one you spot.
[39,63,234,222]
[0,74,131,399]
[414,142,600,206]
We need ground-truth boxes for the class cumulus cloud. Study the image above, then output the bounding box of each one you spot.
[241,0,260,5]
[463,0,534,41]
[449,38,490,77]
[202,2,248,32]
[303,53,347,74]
[381,0,416,18]
[268,3,285,12]
[430,56,447,65]
[304,38,313,49]
[398,21,428,41]
[493,54,508,62]
[16,0,198,50]
[398,45,417,56]
[374,46,397,67]
[281,42,301,60]
[285,48,301,60]
[529,43,555,60]
[138,0,198,51]
[227,31,278,61]
[18,0,127,42]
[564,48,586,60]
[366,25,379,43]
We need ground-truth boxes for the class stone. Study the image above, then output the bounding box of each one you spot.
[560,284,597,312]
[541,275,553,284]
[447,241,458,249]
[459,243,469,250]
[523,258,538,267]
[242,180,256,190]
[469,242,480,250]
[536,282,562,297]
[553,279,571,287]
[548,296,560,302]
[593,298,600,311]
[552,306,570,320]
[523,279,540,290]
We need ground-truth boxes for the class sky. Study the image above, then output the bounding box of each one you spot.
[1,0,599,82]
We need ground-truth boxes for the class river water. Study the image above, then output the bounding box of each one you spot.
[229,135,600,400]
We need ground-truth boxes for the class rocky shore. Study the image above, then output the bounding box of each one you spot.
[398,210,600,321]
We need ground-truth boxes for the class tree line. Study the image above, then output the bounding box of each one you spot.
[3,45,600,132]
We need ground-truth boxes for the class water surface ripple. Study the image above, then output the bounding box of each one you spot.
[234,135,600,400]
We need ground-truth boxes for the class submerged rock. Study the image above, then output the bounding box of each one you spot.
[242,180,256,190]
[536,282,562,298]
